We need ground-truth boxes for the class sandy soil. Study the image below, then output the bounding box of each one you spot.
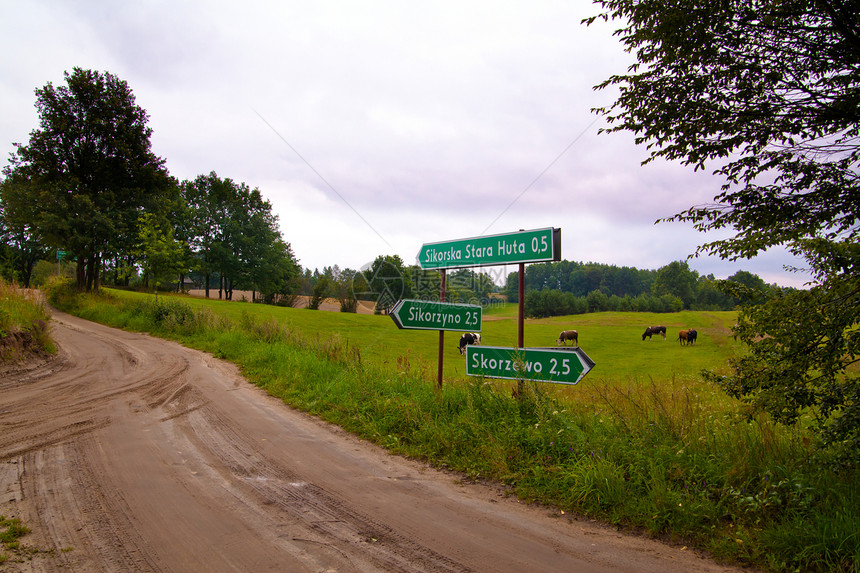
[0,310,747,572]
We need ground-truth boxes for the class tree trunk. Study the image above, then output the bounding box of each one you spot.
[76,260,86,291]
[205,273,210,298]
[85,256,96,292]
[94,253,101,293]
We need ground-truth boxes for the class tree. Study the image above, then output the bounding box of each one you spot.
[588,1,859,465]
[182,172,295,301]
[361,255,413,314]
[0,173,48,287]
[136,212,186,296]
[406,265,443,301]
[330,268,359,312]
[7,68,172,291]
[653,261,699,309]
[695,274,734,311]
[307,275,331,310]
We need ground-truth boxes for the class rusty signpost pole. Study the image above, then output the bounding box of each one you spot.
[437,269,446,388]
[518,261,525,397]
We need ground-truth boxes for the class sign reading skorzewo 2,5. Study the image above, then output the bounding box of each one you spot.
[465,346,595,385]
[390,299,482,332]
[418,228,561,270]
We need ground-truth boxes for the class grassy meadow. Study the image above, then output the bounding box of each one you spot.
[44,285,859,573]
[99,289,739,384]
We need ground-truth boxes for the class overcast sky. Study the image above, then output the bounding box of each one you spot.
[1,0,814,287]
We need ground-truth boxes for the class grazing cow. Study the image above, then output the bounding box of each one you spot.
[458,332,481,355]
[678,330,689,345]
[557,330,578,346]
[642,325,667,341]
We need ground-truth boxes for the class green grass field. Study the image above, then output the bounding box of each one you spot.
[47,286,858,573]
[110,290,739,386]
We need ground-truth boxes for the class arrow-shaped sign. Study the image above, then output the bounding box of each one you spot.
[465,345,595,385]
[418,227,561,270]
[390,299,482,332]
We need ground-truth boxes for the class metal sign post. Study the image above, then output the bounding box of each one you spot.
[396,227,569,389]
[438,270,446,388]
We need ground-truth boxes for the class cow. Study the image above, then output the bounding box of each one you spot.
[642,325,667,341]
[458,332,481,355]
[687,329,697,345]
[678,330,689,345]
[557,330,578,346]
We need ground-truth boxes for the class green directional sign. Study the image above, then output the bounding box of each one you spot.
[466,345,595,385]
[418,227,561,270]
[390,299,482,332]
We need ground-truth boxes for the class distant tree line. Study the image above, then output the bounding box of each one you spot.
[299,258,498,313]
[297,256,774,317]
[503,260,775,318]
[0,68,300,301]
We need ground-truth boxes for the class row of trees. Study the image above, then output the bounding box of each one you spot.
[0,68,300,301]
[300,256,772,319]
[507,259,772,316]
[298,258,499,314]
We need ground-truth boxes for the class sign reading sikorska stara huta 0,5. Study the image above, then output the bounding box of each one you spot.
[417,228,561,270]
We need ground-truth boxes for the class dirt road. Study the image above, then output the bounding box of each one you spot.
[0,311,743,572]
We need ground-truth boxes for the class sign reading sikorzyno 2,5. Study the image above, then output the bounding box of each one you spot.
[417,228,561,270]
[390,299,482,332]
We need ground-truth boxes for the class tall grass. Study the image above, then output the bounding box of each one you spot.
[47,283,859,573]
[0,278,54,358]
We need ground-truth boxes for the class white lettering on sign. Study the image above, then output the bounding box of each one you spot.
[408,306,462,328]
[470,352,534,375]
[465,243,493,259]
[423,246,463,263]
[498,239,527,256]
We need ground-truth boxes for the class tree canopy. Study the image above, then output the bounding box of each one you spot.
[0,68,300,303]
[587,0,859,260]
[588,0,859,466]
[180,172,300,302]
[6,68,173,291]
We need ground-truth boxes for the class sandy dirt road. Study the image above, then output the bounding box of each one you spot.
[0,310,745,572]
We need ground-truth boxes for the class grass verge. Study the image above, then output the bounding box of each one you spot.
[0,278,54,361]
[46,283,859,573]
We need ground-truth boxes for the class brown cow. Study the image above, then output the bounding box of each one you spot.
[678,330,689,345]
[557,330,578,346]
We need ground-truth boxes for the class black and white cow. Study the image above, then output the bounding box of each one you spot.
[642,325,667,341]
[458,332,481,355]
